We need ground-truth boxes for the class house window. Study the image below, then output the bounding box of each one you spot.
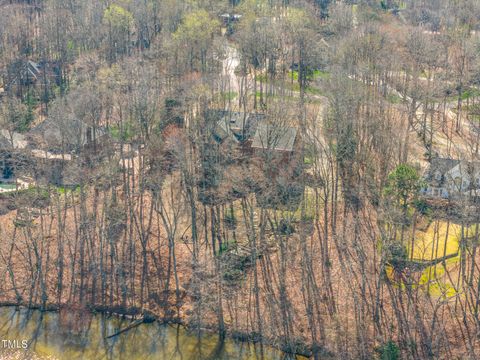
[454,177,462,189]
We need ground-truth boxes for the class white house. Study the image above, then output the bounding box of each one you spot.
[423,157,480,199]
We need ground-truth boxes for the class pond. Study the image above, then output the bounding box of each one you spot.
[0,307,305,360]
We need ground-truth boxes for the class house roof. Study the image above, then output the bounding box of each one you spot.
[425,157,460,187]
[27,60,41,80]
[0,129,28,150]
[215,120,239,143]
[251,124,298,152]
[451,161,480,191]
[29,117,107,150]
[211,110,264,142]
[449,161,480,177]
[220,112,248,131]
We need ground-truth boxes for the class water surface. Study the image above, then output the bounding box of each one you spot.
[0,307,303,360]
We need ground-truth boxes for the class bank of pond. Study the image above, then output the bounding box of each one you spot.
[0,307,308,360]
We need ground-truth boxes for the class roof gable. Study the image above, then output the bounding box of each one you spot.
[446,161,480,178]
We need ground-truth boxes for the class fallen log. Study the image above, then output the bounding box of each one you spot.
[106,317,150,339]
[390,252,459,272]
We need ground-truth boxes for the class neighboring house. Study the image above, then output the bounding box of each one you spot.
[423,157,480,199]
[0,127,81,187]
[27,118,108,186]
[7,60,42,87]
[1,113,110,187]
[4,59,62,93]
[208,110,299,156]
[219,13,242,26]
[28,117,107,153]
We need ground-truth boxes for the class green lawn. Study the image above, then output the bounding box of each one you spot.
[386,221,479,298]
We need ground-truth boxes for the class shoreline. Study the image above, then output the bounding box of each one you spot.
[0,302,321,359]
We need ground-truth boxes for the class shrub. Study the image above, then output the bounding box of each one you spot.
[376,340,400,360]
